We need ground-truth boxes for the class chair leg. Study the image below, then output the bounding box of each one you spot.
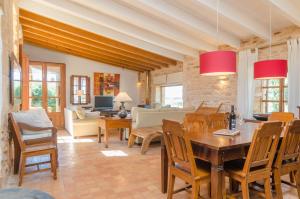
[273,169,283,199]
[296,171,300,199]
[51,150,57,180]
[128,134,137,148]
[167,170,175,199]
[50,153,54,173]
[290,171,295,184]
[207,182,211,198]
[18,154,26,186]
[241,180,249,199]
[192,180,200,199]
[264,177,272,199]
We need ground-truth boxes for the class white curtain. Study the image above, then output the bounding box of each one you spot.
[287,39,300,116]
[237,49,258,119]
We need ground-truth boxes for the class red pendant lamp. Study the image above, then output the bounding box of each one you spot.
[253,7,287,79]
[254,60,287,79]
[200,51,236,76]
[199,0,236,76]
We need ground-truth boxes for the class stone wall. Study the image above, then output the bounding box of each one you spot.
[182,56,236,112]
[0,0,20,186]
[147,56,237,112]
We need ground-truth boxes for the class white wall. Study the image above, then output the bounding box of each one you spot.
[24,43,139,109]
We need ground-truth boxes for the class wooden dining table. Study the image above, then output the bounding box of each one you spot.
[161,123,259,199]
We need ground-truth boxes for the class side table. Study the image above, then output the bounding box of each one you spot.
[98,117,132,148]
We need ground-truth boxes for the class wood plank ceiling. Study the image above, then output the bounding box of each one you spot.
[20,9,177,72]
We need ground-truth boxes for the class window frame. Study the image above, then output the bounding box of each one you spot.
[70,75,91,105]
[260,79,287,113]
[155,84,183,108]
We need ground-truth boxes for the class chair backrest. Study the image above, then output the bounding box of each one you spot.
[183,113,208,137]
[207,113,229,133]
[243,121,283,174]
[8,113,25,151]
[274,119,300,168]
[162,119,198,175]
[195,103,222,115]
[268,112,294,125]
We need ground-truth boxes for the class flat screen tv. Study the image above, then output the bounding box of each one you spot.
[94,96,114,110]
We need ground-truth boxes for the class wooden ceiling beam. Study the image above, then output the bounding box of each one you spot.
[24,35,152,71]
[24,37,146,72]
[23,30,158,70]
[19,9,177,65]
[20,19,168,68]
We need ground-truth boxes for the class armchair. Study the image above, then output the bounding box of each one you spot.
[9,109,58,174]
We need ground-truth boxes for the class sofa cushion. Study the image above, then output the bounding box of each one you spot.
[75,109,86,119]
[131,107,156,122]
[73,117,99,125]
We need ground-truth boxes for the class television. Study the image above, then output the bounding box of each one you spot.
[94,96,114,110]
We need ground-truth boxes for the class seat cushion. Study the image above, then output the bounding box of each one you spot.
[25,143,56,153]
[175,159,211,178]
[224,159,246,177]
[22,131,52,141]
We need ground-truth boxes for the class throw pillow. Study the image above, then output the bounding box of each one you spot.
[76,109,86,119]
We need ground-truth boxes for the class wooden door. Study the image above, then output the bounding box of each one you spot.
[27,61,66,129]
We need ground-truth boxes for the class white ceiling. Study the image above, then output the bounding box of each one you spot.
[19,0,298,61]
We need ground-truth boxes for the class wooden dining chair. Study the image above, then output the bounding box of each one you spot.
[162,119,211,199]
[206,113,229,133]
[225,121,283,199]
[9,113,57,186]
[268,112,294,124]
[183,113,208,138]
[195,103,222,115]
[268,111,295,183]
[273,119,300,199]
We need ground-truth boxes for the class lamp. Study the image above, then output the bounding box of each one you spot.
[253,7,287,79]
[199,0,236,76]
[114,92,132,118]
[200,51,236,75]
[254,60,287,79]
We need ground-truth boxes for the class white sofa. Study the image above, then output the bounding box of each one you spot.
[64,108,100,137]
[131,107,195,129]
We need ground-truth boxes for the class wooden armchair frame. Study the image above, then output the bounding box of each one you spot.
[9,113,58,186]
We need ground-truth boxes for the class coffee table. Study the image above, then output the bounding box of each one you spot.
[98,117,132,148]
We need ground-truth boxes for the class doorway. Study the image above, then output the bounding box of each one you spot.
[26,61,66,128]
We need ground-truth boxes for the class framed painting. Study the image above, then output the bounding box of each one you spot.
[94,73,120,96]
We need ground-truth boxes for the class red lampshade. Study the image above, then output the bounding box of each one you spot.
[200,51,236,76]
[254,59,287,79]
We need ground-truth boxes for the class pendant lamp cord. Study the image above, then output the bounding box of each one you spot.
[269,6,272,59]
[216,0,220,45]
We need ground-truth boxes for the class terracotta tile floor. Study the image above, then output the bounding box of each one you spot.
[6,130,299,199]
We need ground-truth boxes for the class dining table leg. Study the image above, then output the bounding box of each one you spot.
[210,150,226,199]
[161,136,168,193]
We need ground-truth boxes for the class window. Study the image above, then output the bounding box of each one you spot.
[155,85,183,108]
[71,75,90,105]
[260,79,287,113]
